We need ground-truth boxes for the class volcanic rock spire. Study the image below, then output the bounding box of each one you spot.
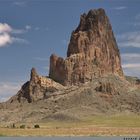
[49,8,123,86]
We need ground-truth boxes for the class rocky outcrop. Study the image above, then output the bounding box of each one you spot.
[12,68,64,103]
[95,82,117,94]
[49,8,124,86]
[3,8,124,104]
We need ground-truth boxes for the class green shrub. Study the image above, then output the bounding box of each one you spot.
[20,124,25,129]
[34,124,40,128]
[12,123,16,128]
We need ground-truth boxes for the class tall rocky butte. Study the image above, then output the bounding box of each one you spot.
[2,8,124,105]
[2,9,140,123]
[49,8,124,86]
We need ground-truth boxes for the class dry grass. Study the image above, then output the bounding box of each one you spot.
[0,114,140,136]
[0,127,140,136]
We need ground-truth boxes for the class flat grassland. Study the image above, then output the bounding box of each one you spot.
[0,114,140,136]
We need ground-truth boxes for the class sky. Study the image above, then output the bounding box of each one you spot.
[0,0,140,102]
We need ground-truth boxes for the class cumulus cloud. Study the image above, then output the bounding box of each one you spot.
[117,31,140,48]
[121,53,140,77]
[112,6,127,10]
[0,23,28,47]
[13,25,32,34]
[12,37,28,44]
[122,63,140,78]
[122,63,140,69]
[0,23,12,47]
[0,33,12,47]
[0,23,12,33]
[0,82,21,102]
[12,29,26,34]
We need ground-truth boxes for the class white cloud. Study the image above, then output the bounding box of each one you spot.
[0,82,21,102]
[13,25,32,34]
[117,31,140,48]
[112,6,127,10]
[0,23,13,47]
[121,53,140,78]
[0,23,28,47]
[12,29,26,34]
[0,33,12,47]
[0,23,12,33]
[122,63,140,69]
[122,62,140,78]
[12,37,28,44]
[122,63,140,78]
[25,25,31,30]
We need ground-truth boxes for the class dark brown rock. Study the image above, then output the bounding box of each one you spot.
[30,67,38,83]
[49,8,124,86]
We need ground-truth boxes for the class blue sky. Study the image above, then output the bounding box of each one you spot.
[0,0,140,101]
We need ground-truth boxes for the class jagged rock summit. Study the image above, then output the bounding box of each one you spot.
[49,8,123,86]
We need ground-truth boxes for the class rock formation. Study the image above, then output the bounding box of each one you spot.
[95,82,117,94]
[3,8,124,104]
[49,8,123,86]
[1,9,140,124]
[11,68,64,103]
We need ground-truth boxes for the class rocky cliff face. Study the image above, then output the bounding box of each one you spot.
[10,68,64,103]
[49,8,123,86]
